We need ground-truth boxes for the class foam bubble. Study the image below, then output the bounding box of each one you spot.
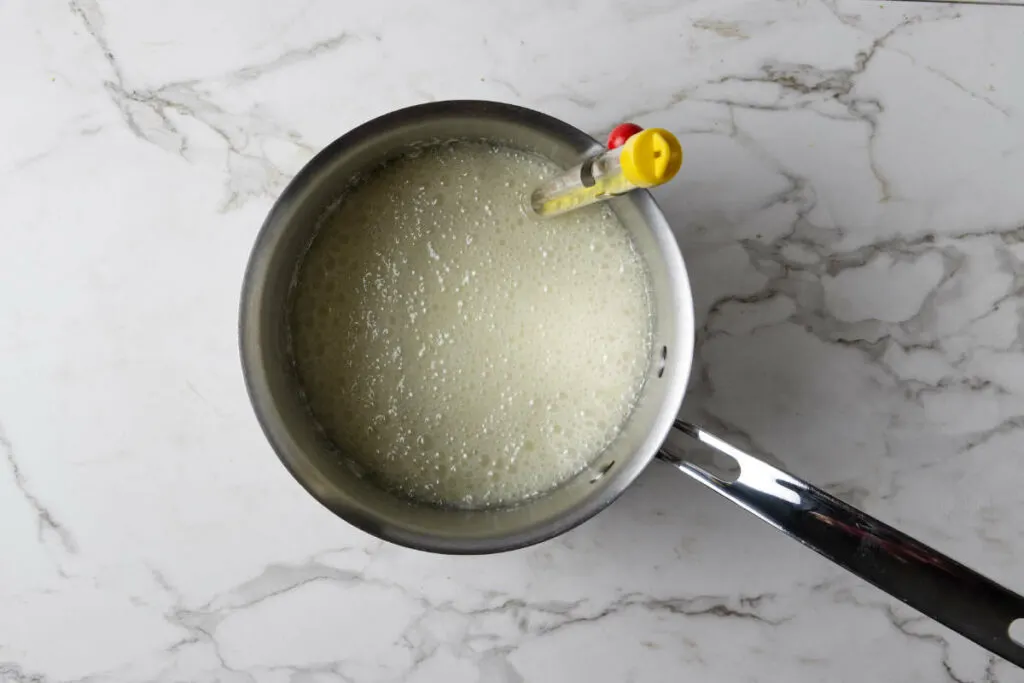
[291,140,652,508]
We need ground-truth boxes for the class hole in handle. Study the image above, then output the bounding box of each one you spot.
[663,427,740,483]
[707,451,741,483]
[1010,618,1024,647]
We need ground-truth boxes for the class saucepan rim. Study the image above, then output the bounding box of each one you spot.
[239,100,695,552]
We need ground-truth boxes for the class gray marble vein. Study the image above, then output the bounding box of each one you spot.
[0,422,77,555]
[3,0,1024,680]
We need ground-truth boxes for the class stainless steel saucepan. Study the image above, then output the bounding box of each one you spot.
[239,100,1024,666]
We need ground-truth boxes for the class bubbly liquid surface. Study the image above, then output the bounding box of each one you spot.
[291,141,652,508]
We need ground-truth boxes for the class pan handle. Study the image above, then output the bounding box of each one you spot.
[658,420,1024,668]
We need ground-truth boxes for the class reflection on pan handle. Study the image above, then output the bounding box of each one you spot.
[658,420,1024,668]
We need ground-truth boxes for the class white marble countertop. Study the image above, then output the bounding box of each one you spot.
[4,1,1024,681]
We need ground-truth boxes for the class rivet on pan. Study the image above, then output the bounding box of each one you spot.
[590,460,615,483]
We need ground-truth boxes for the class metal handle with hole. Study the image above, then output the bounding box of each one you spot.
[658,420,1024,667]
